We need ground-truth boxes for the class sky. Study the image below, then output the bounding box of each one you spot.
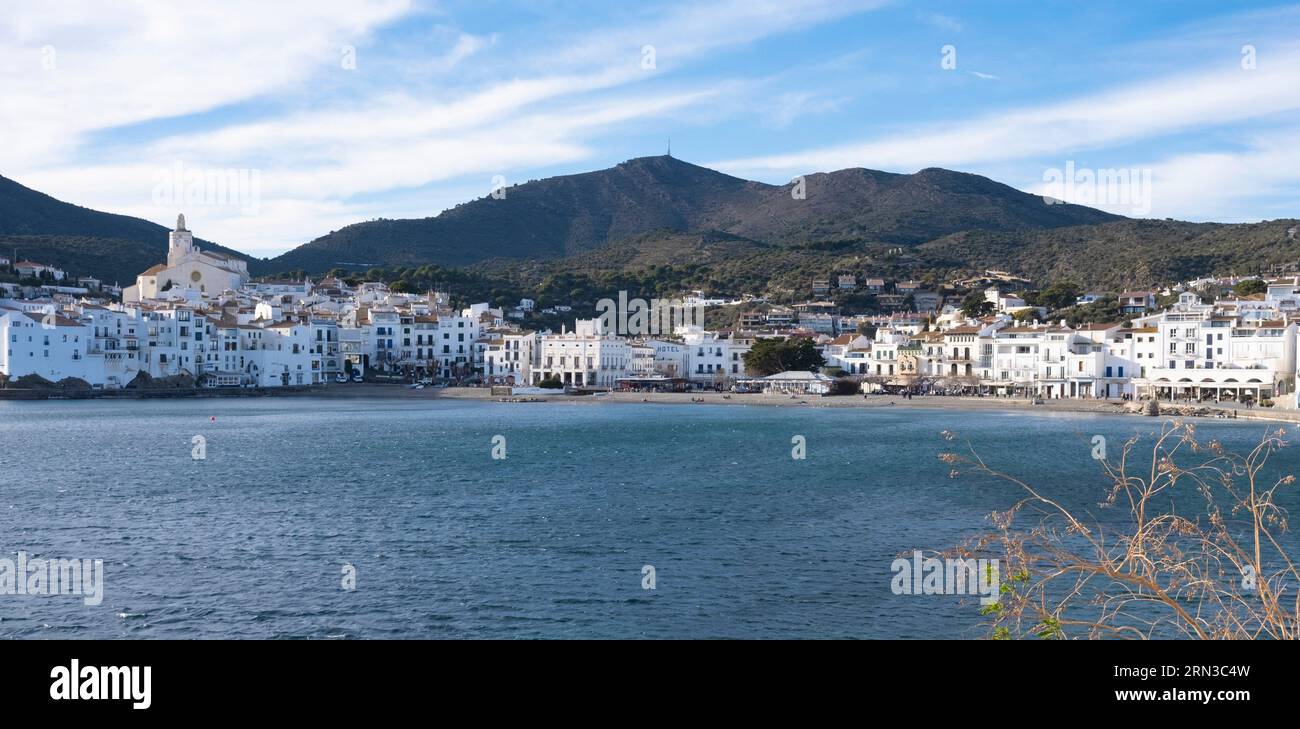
[2,0,1299,259]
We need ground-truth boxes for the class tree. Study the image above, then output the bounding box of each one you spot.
[1036,281,1080,312]
[742,337,825,376]
[1234,278,1267,297]
[960,291,994,318]
[827,377,860,396]
[944,422,1300,639]
[538,375,563,389]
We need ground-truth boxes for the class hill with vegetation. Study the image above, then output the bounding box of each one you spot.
[0,173,258,284]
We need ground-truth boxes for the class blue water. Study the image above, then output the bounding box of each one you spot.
[0,398,1295,639]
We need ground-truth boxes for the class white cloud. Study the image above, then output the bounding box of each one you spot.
[711,48,1300,182]
[766,91,847,129]
[0,0,411,171]
[546,0,887,71]
[1098,130,1300,222]
[920,12,963,33]
[426,28,497,72]
[6,0,878,256]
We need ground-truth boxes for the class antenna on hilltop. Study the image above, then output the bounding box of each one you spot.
[667,138,671,157]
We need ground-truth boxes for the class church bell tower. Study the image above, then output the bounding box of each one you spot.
[168,213,194,266]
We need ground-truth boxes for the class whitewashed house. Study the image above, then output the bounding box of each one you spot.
[533,319,629,388]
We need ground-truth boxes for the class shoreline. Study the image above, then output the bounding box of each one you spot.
[433,387,1299,424]
[4,382,1295,424]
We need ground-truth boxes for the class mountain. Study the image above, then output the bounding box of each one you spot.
[916,218,1300,290]
[263,155,1121,273]
[0,174,256,285]
[6,157,1295,295]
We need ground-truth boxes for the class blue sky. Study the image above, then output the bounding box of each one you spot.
[3,1,1299,257]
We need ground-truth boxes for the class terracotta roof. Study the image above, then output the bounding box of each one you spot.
[22,312,83,327]
[998,326,1044,334]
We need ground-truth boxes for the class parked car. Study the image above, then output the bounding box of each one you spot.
[335,373,349,383]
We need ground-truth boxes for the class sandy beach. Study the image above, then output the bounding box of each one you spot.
[15,381,1290,424]
[423,385,1300,424]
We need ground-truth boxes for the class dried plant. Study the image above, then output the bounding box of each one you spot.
[941,421,1298,639]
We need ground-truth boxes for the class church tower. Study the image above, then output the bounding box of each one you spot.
[167,213,193,267]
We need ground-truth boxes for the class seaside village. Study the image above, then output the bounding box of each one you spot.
[2,214,1300,409]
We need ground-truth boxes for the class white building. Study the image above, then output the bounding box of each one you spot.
[679,326,750,386]
[123,214,249,302]
[630,338,686,377]
[1129,293,1295,404]
[533,319,630,388]
[736,370,835,395]
[13,261,66,281]
[483,329,536,384]
[0,307,93,384]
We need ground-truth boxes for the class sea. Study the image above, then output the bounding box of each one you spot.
[1,397,1295,639]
